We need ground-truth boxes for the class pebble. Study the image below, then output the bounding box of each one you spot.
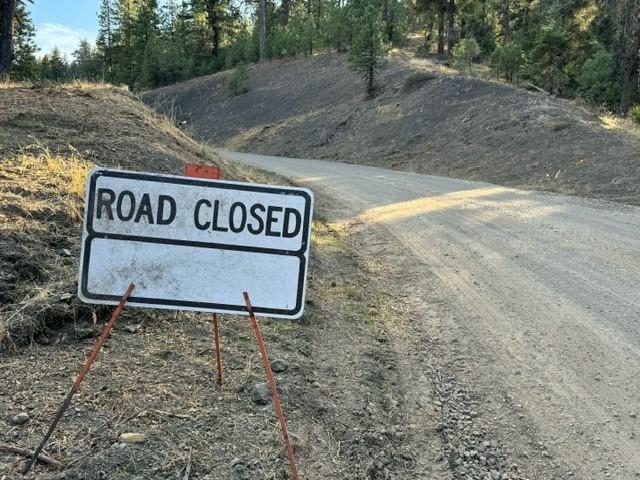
[119,432,146,443]
[10,412,29,425]
[270,359,289,373]
[251,383,271,405]
[123,324,142,334]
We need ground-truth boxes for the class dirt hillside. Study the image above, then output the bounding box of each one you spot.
[144,53,640,205]
[0,85,456,480]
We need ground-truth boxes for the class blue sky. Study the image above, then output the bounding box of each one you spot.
[30,1,101,58]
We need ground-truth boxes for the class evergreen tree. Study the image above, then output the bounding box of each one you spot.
[96,0,115,77]
[70,39,100,80]
[38,47,68,81]
[349,5,388,97]
[11,1,37,79]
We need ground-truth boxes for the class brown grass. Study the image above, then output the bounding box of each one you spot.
[0,147,94,350]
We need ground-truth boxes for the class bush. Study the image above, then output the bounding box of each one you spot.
[228,64,249,97]
[577,49,620,108]
[490,41,523,82]
[629,105,640,124]
[452,38,480,74]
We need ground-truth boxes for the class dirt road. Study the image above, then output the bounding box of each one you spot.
[219,149,640,480]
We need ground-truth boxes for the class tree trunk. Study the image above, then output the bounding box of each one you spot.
[501,0,510,45]
[0,0,14,80]
[437,8,445,55]
[281,0,290,25]
[206,1,222,57]
[258,0,266,61]
[619,3,640,113]
[446,0,456,55]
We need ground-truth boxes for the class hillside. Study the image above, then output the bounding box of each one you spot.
[144,53,640,205]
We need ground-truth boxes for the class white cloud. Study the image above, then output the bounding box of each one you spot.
[34,23,96,59]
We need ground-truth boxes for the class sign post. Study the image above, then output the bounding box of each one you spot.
[183,164,224,386]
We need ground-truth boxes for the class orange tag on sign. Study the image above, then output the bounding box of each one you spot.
[184,164,222,180]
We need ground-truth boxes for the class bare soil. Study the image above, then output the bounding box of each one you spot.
[0,85,450,479]
[144,52,640,205]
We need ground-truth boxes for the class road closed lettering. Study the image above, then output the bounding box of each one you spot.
[79,168,314,318]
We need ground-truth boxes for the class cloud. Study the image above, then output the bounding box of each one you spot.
[34,23,96,59]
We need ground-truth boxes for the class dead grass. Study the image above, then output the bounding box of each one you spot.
[0,147,95,350]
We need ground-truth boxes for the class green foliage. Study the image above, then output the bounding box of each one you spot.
[228,63,248,97]
[349,5,388,97]
[577,48,620,108]
[70,40,101,81]
[38,48,68,81]
[629,105,640,124]
[490,41,523,82]
[11,3,38,80]
[452,37,480,74]
[524,21,571,95]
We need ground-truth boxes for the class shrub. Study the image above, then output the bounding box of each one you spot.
[452,38,480,74]
[490,41,523,82]
[228,64,249,97]
[577,49,620,108]
[629,105,640,124]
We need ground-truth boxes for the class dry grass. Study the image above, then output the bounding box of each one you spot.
[0,79,129,92]
[0,147,94,350]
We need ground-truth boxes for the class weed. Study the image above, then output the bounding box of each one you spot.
[629,105,640,124]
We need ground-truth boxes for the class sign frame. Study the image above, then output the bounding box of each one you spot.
[78,167,314,319]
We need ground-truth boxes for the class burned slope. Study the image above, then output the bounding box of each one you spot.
[145,53,640,205]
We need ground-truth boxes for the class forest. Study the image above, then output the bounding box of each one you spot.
[1,0,640,114]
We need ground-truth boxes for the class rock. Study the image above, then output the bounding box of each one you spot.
[251,383,271,405]
[124,324,142,334]
[119,432,146,443]
[270,359,289,373]
[10,412,29,425]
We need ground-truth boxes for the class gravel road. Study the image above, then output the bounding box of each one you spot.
[220,149,640,479]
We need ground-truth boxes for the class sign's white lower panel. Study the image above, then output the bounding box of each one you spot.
[81,239,304,318]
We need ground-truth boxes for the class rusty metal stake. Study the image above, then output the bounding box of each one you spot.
[212,313,222,386]
[243,292,301,480]
[22,283,135,475]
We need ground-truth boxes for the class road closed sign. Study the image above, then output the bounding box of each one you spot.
[78,168,314,318]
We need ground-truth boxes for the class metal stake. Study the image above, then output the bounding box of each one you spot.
[243,292,300,480]
[212,313,222,386]
[22,283,135,475]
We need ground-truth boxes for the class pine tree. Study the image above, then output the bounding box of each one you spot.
[96,0,115,77]
[71,39,100,80]
[11,1,37,79]
[349,5,388,97]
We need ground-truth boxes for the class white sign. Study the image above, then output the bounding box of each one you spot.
[78,168,314,319]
